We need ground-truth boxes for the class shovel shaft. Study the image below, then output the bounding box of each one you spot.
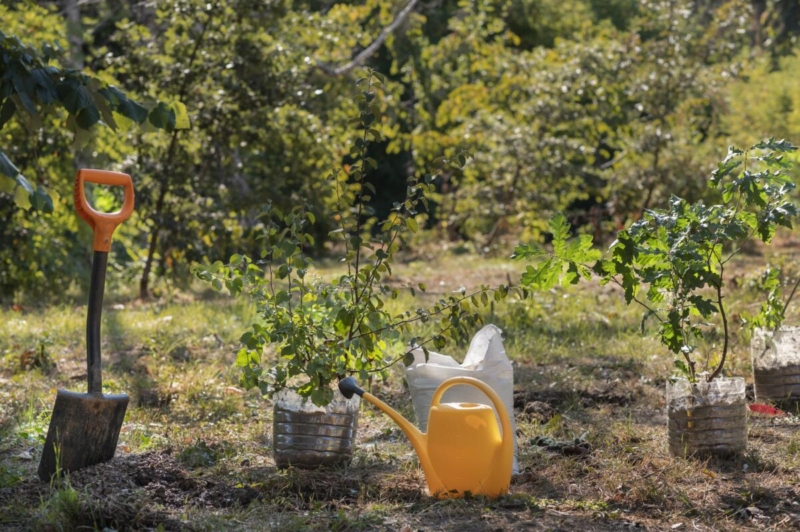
[87,251,108,393]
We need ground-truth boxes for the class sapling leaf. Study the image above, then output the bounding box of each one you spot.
[548,212,571,243]
[674,359,691,377]
[611,231,636,266]
[521,260,560,290]
[511,243,546,260]
[688,295,717,318]
[620,270,637,305]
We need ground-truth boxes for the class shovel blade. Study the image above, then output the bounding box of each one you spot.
[38,389,128,482]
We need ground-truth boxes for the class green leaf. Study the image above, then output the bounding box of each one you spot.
[171,101,190,130]
[13,185,31,210]
[149,102,176,132]
[406,217,419,233]
[674,359,691,377]
[511,243,545,260]
[75,105,101,129]
[520,259,561,290]
[102,86,149,123]
[0,175,14,194]
[14,174,33,194]
[30,186,54,213]
[610,231,636,266]
[0,98,16,130]
[0,151,20,178]
[548,212,571,244]
[565,234,600,262]
[236,348,250,367]
[709,146,743,186]
[753,138,797,152]
[688,295,717,318]
[30,68,57,104]
[433,335,446,349]
[620,270,637,305]
[56,80,91,114]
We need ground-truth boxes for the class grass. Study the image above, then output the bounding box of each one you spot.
[1,248,800,530]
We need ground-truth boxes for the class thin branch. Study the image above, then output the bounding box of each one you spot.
[781,275,800,319]
[333,170,353,280]
[347,286,502,342]
[599,150,628,170]
[364,323,455,374]
[346,75,375,345]
[605,275,665,323]
[316,0,420,76]
[708,255,728,382]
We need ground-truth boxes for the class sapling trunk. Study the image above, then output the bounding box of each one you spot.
[781,276,800,319]
[707,271,729,382]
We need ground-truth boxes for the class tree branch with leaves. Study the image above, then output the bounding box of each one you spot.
[0,29,187,212]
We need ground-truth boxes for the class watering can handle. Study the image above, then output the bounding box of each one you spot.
[74,169,135,252]
[430,376,514,441]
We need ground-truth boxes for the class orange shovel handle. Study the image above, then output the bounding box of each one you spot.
[74,169,135,252]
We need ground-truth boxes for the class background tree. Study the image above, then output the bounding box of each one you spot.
[2,0,800,300]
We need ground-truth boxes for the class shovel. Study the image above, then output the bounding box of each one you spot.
[38,169,135,482]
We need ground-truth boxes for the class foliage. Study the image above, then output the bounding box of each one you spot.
[514,140,798,382]
[392,0,756,244]
[512,213,601,290]
[0,25,182,211]
[4,0,800,300]
[93,0,362,299]
[195,71,506,405]
[0,3,181,298]
[747,262,800,332]
[748,267,787,331]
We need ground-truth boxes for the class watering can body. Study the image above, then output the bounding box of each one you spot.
[339,376,513,498]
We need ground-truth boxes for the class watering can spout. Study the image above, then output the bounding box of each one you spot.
[338,377,437,483]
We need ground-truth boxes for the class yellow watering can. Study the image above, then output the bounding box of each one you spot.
[339,376,513,498]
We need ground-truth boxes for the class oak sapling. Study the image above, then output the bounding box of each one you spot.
[514,139,797,456]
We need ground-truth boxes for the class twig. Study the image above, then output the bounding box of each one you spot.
[365,323,455,374]
[316,0,420,76]
[599,150,628,170]
[708,255,728,382]
[781,275,800,319]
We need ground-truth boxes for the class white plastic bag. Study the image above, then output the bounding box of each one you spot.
[404,324,519,474]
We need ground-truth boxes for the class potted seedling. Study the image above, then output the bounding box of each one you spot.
[748,263,800,410]
[195,70,503,468]
[513,139,798,456]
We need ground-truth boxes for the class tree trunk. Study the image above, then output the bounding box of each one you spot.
[139,184,167,300]
[62,0,83,68]
[136,13,213,300]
